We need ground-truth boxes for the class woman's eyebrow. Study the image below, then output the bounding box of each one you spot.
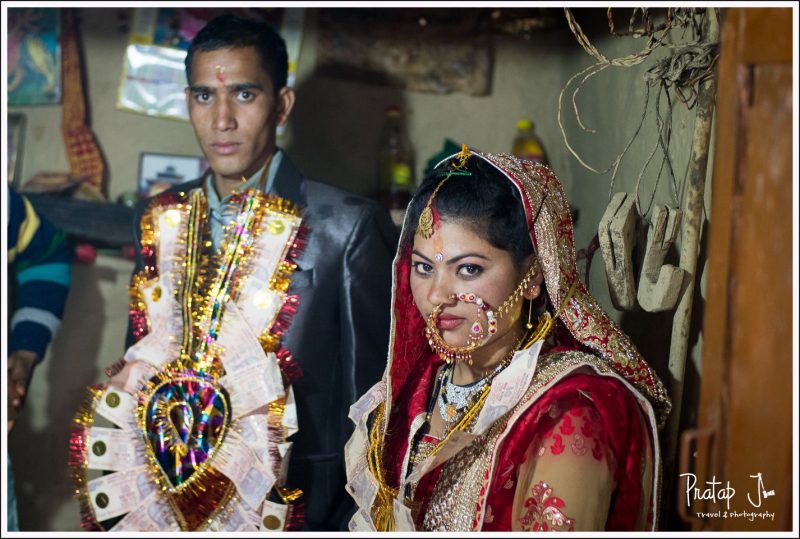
[446,253,490,264]
[411,250,432,262]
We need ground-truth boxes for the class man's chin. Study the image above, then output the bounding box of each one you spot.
[208,165,247,182]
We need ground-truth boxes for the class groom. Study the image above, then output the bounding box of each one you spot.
[125,13,397,530]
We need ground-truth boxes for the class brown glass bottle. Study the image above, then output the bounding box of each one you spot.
[377,105,414,226]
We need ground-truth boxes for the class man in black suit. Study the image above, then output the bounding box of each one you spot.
[125,14,396,530]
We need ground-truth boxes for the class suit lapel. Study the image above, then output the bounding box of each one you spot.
[271,151,307,207]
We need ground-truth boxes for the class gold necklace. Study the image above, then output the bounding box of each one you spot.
[434,338,521,432]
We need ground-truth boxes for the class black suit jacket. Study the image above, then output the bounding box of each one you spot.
[127,153,398,530]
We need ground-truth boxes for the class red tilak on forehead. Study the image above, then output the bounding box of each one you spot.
[431,201,441,231]
[215,64,226,84]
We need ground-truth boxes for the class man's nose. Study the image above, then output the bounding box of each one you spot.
[213,98,236,131]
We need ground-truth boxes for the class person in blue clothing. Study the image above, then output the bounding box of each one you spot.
[6,186,72,531]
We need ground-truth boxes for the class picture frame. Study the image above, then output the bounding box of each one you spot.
[138,152,207,197]
[7,113,27,188]
[8,8,62,106]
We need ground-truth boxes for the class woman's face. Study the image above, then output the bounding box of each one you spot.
[410,219,529,349]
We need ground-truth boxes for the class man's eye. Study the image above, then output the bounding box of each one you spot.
[413,262,433,276]
[457,264,483,277]
[195,93,211,103]
[238,91,254,101]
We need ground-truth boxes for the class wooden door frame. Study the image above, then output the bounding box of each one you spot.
[680,7,794,532]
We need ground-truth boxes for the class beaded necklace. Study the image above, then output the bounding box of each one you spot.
[424,336,523,443]
[436,345,516,429]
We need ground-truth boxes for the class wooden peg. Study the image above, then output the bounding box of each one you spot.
[637,205,685,312]
[598,192,638,310]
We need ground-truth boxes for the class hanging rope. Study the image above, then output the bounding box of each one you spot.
[557,8,671,202]
[636,41,718,214]
[644,42,719,110]
[558,8,719,220]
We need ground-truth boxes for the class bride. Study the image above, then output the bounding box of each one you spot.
[345,146,671,531]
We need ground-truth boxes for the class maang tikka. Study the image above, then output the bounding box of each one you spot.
[417,144,473,240]
[419,145,479,363]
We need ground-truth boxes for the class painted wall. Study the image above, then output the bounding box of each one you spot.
[7,8,712,530]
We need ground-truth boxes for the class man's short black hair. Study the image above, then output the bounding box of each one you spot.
[185,13,288,94]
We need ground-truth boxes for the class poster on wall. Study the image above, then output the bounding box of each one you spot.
[117,7,304,133]
[7,8,62,105]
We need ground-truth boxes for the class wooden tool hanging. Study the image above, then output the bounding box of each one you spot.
[598,192,638,311]
[599,194,685,313]
[637,204,684,312]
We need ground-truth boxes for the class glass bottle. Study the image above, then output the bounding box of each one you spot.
[512,119,548,166]
[377,105,414,225]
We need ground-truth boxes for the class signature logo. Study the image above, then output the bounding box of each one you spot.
[680,472,776,519]
[747,472,775,508]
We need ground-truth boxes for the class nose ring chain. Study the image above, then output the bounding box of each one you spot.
[425,292,495,365]
[424,259,539,365]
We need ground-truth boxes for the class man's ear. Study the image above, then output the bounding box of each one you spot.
[276,86,296,126]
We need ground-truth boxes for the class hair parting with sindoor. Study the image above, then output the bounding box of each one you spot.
[404,156,535,270]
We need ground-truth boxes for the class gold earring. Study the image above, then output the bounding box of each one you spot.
[526,300,534,330]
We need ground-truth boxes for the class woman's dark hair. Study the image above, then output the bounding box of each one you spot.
[185,14,288,94]
[404,155,534,268]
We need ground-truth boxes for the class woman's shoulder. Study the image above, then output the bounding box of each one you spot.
[498,353,653,476]
[508,350,651,436]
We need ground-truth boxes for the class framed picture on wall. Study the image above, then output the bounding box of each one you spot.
[138,152,207,197]
[7,113,27,188]
[8,8,62,105]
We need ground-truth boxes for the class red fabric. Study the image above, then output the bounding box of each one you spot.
[412,459,444,529]
[387,243,428,399]
[480,373,650,531]
[382,349,442,488]
[382,242,438,487]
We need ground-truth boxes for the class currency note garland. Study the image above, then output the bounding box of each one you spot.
[69,187,307,531]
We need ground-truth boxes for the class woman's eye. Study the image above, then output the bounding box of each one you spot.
[413,262,434,276]
[457,264,483,277]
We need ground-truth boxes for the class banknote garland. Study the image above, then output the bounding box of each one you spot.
[69,187,307,531]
